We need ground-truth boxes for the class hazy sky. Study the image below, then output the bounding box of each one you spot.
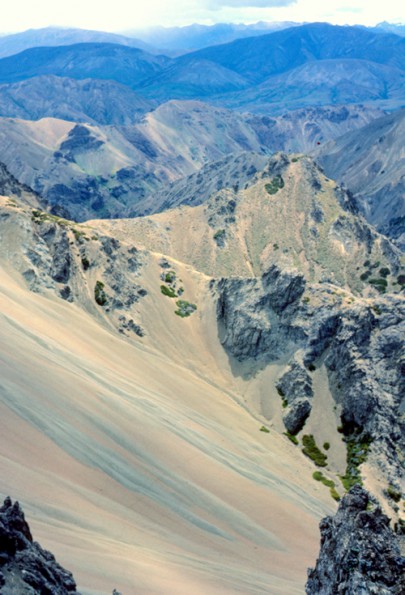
[2,0,404,33]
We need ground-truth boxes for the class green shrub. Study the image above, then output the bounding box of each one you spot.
[265,175,285,195]
[94,281,107,306]
[312,471,334,488]
[313,471,341,500]
[368,278,387,293]
[379,267,390,278]
[302,435,328,467]
[307,363,316,372]
[323,442,330,451]
[175,300,197,318]
[330,487,341,501]
[386,486,401,502]
[282,398,288,409]
[260,426,270,433]
[284,432,299,445]
[164,271,176,284]
[81,256,90,271]
[340,434,372,491]
[161,285,177,298]
[397,274,405,286]
[276,386,285,397]
[213,229,226,240]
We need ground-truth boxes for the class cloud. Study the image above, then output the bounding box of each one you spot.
[204,0,296,8]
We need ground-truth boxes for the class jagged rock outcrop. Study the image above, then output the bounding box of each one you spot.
[0,497,78,593]
[214,265,405,485]
[215,267,306,362]
[306,486,405,594]
[276,358,314,434]
[0,198,148,338]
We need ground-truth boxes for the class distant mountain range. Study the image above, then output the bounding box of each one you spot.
[0,23,403,114]
[0,26,155,58]
[3,21,402,57]
[123,21,302,52]
[0,42,171,87]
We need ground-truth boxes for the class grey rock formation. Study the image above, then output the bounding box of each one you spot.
[0,497,78,593]
[214,265,405,484]
[277,359,314,434]
[306,486,405,594]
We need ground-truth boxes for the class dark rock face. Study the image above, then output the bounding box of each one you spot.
[306,486,405,595]
[214,266,405,483]
[0,497,78,594]
[277,359,313,435]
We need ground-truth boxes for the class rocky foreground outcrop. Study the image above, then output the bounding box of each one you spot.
[0,497,78,594]
[306,486,405,594]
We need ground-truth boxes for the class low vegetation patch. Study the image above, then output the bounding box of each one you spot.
[368,277,387,293]
[175,300,197,318]
[213,229,226,241]
[330,487,341,502]
[340,433,372,491]
[312,471,334,488]
[160,285,177,298]
[284,431,299,445]
[276,386,285,397]
[379,267,391,278]
[313,471,340,501]
[265,175,284,195]
[94,280,107,306]
[81,256,90,271]
[164,270,176,284]
[302,434,328,467]
[260,426,270,433]
[386,485,402,503]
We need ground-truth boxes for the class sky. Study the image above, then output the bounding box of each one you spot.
[1,0,404,33]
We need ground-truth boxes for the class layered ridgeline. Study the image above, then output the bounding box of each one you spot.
[0,102,383,222]
[0,26,154,59]
[0,24,404,113]
[315,108,405,248]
